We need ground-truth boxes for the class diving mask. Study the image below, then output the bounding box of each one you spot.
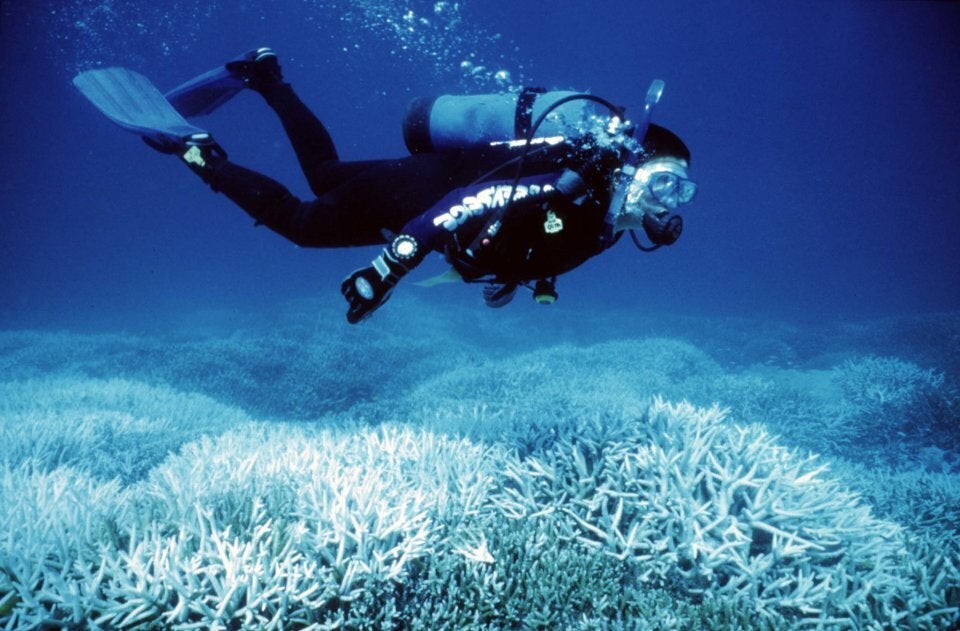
[645,171,697,208]
[625,164,697,215]
[619,158,695,247]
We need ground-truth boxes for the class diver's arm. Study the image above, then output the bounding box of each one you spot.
[339,169,590,323]
[340,188,468,323]
[340,234,422,324]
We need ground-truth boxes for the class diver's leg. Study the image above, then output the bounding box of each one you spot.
[227,51,342,195]
[200,159,383,247]
[257,81,341,194]
[169,142,390,248]
[199,150,469,248]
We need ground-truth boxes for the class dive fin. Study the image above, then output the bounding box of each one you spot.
[164,65,245,118]
[414,267,463,287]
[164,47,279,118]
[73,67,208,150]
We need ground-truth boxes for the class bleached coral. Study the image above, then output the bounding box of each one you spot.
[832,355,959,460]
[0,322,462,421]
[408,338,722,456]
[0,423,506,628]
[0,377,250,481]
[491,399,955,627]
[0,463,125,624]
[1,377,956,628]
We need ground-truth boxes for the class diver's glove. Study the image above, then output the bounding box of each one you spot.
[341,247,411,324]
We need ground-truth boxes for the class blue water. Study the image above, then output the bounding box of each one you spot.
[1,1,959,628]
[1,0,957,328]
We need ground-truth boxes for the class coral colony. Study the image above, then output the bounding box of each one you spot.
[1,318,958,628]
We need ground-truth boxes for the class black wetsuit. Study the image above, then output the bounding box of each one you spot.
[205,81,620,285]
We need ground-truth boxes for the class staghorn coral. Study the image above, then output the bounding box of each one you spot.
[1,354,958,627]
[831,355,960,463]
[827,458,960,626]
[0,463,126,624]
[0,422,508,628]
[0,377,250,482]
[490,399,957,628]
[405,337,721,455]
[0,323,461,420]
[664,355,960,468]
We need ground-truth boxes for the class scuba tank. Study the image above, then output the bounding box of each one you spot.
[403,87,596,153]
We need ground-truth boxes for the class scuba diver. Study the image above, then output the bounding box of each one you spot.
[73,48,697,324]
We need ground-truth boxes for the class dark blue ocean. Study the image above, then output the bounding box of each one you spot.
[1,1,958,628]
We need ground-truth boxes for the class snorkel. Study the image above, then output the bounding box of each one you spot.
[602,79,667,246]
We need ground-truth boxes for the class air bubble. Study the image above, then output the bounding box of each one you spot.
[46,0,525,88]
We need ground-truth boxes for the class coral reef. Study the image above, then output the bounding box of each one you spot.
[0,377,249,482]
[490,399,952,628]
[1,311,958,628]
[1,423,506,628]
[1,385,957,628]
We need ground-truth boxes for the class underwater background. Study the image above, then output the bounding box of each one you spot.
[1,0,959,628]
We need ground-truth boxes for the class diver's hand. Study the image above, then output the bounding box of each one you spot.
[340,249,409,324]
